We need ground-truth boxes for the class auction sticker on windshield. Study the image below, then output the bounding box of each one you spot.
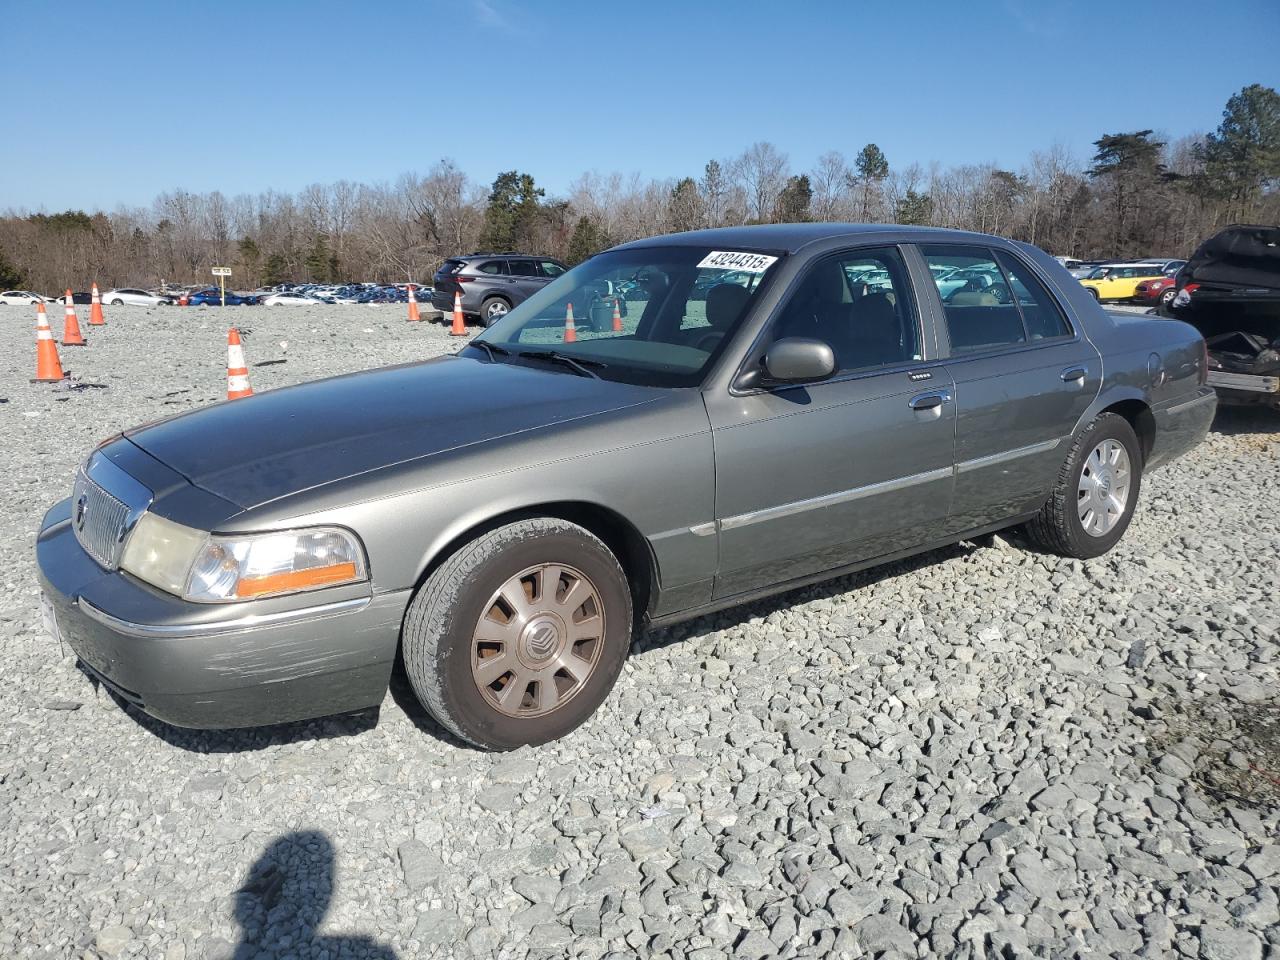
[696,251,778,273]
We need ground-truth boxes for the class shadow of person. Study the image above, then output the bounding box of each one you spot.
[230,830,397,959]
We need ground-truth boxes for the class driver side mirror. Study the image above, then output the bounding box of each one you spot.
[737,338,836,389]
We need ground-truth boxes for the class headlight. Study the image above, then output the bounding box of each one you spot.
[120,516,367,603]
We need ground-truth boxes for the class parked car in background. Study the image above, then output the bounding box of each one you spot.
[37,224,1216,749]
[1078,264,1166,301]
[0,290,50,305]
[1135,276,1178,307]
[1165,224,1280,410]
[186,288,259,306]
[56,291,94,305]
[101,288,174,306]
[432,254,569,326]
[1067,261,1107,279]
[1138,258,1187,276]
[261,292,325,306]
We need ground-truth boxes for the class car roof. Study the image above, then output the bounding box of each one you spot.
[613,223,1020,255]
[456,252,549,261]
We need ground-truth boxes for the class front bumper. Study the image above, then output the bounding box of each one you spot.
[36,498,409,729]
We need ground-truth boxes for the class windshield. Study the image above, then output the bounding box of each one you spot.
[471,245,782,387]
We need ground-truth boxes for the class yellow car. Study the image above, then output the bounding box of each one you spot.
[1079,264,1167,302]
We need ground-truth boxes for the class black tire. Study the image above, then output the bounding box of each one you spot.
[110,299,124,306]
[480,297,510,327]
[401,518,633,749]
[1160,287,1177,307]
[1025,412,1143,559]
[1086,288,1100,302]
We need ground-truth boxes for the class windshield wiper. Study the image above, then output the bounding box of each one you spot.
[467,340,511,362]
[516,350,608,379]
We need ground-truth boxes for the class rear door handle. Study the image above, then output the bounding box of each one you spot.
[1060,366,1087,382]
[909,390,951,410]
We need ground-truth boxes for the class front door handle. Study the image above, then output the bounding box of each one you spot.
[1060,366,1087,383]
[909,390,951,411]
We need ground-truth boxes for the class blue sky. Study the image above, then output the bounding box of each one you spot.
[3,0,1277,212]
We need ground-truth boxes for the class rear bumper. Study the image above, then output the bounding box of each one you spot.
[1147,387,1217,470]
[36,499,408,729]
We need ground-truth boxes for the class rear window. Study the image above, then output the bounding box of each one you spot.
[439,259,465,275]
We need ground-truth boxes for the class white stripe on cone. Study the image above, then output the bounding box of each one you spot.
[227,374,251,392]
[228,345,246,369]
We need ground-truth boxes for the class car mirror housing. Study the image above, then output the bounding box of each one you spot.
[761,338,836,385]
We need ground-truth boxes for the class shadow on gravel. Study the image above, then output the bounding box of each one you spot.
[638,541,975,655]
[1211,406,1280,436]
[104,688,382,754]
[226,830,397,959]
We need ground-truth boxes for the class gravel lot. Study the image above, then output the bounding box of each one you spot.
[2,304,1278,960]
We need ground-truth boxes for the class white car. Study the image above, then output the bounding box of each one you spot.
[262,293,324,306]
[0,290,49,306]
[102,288,173,306]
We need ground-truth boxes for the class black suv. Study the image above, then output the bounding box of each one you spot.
[432,253,569,326]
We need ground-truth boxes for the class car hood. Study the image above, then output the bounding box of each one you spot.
[125,355,660,510]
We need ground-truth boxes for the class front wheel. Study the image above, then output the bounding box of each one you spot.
[111,299,124,306]
[1024,412,1142,559]
[401,518,633,749]
[1086,288,1100,302]
[1160,287,1177,307]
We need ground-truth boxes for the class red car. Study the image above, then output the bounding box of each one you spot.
[1135,275,1177,307]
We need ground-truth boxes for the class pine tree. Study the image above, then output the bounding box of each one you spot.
[668,177,704,233]
[700,160,727,227]
[1197,84,1280,219]
[478,171,545,252]
[853,144,890,220]
[774,175,813,222]
[566,217,607,265]
[0,246,25,288]
[895,190,933,225]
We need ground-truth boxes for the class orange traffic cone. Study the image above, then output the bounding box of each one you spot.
[407,284,421,322]
[611,297,623,333]
[62,290,87,346]
[449,290,467,337]
[89,282,106,325]
[33,302,67,382]
[226,328,253,400]
[564,302,577,343]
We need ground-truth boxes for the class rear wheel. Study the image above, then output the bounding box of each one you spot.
[401,518,633,749]
[1025,413,1142,559]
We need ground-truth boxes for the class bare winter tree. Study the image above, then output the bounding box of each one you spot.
[734,142,790,223]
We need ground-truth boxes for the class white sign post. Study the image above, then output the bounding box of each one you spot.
[212,266,232,307]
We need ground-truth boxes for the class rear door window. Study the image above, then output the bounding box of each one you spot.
[921,245,1027,354]
[477,260,508,275]
[508,260,538,277]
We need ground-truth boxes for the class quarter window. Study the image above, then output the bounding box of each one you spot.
[993,251,1072,340]
[770,246,920,373]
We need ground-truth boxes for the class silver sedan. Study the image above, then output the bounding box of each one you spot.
[36,224,1216,749]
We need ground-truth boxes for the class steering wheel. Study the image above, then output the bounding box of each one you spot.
[989,283,1012,304]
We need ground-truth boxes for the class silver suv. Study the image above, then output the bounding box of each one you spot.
[432,253,568,326]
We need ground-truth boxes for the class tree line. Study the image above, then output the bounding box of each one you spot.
[1,84,1277,293]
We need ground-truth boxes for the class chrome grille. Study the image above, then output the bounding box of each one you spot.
[72,471,132,569]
